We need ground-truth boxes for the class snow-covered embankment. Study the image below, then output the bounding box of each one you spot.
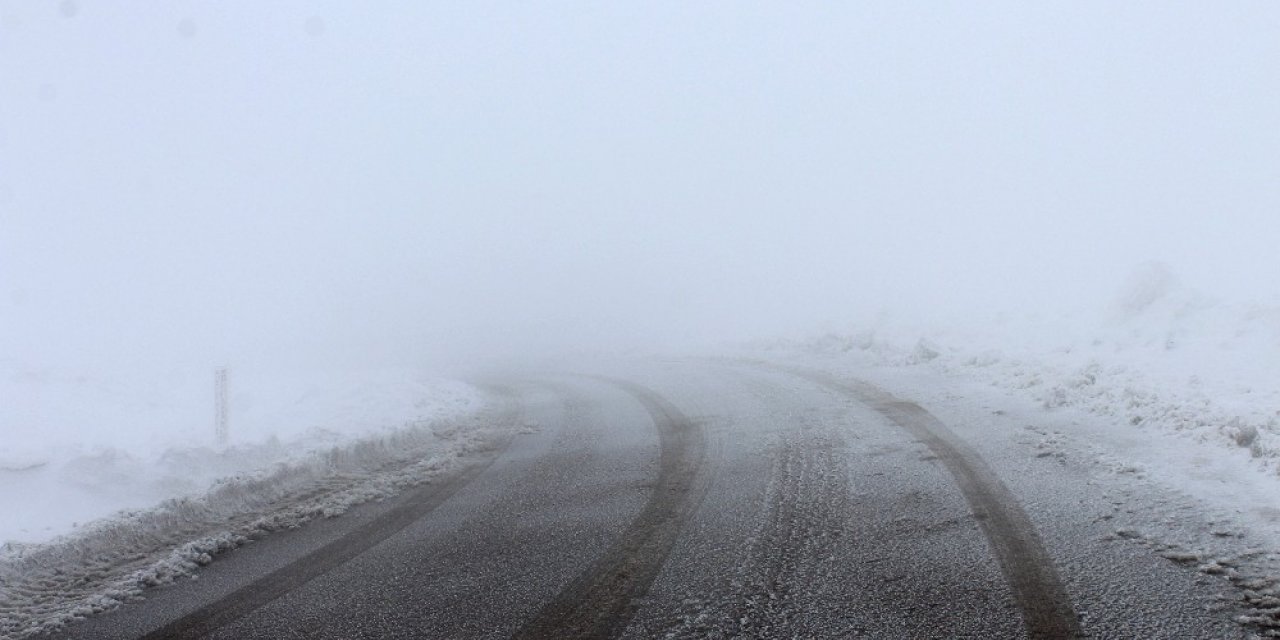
[0,367,496,639]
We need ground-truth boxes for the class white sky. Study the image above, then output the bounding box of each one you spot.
[2,2,1278,369]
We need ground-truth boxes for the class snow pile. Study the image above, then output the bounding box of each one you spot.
[0,360,498,638]
[0,366,479,543]
[793,263,1280,472]
[0,409,505,640]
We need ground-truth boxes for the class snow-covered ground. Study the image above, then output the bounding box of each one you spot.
[0,365,498,639]
[6,263,1279,637]
[0,365,480,543]
[780,263,1280,477]
[761,263,1280,636]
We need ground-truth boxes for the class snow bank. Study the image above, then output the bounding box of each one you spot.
[789,263,1280,473]
[0,365,479,543]
[0,407,504,640]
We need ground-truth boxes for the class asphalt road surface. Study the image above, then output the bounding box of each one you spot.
[51,360,1250,639]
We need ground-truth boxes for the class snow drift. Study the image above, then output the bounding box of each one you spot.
[0,366,479,543]
[791,263,1280,473]
[0,404,505,640]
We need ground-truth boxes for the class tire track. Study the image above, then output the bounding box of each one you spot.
[681,430,851,639]
[266,380,605,640]
[513,379,707,640]
[136,392,523,640]
[779,366,1084,640]
[654,371,853,639]
[729,430,850,636]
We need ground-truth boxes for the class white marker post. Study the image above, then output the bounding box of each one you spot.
[214,367,229,445]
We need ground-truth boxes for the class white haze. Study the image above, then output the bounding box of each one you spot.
[3,1,1279,372]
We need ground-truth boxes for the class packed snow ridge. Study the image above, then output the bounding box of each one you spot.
[0,407,504,640]
[791,263,1280,474]
[0,368,499,640]
[0,367,480,542]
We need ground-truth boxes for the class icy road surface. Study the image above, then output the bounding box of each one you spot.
[39,359,1272,639]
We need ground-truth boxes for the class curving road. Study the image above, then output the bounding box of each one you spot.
[52,360,1250,639]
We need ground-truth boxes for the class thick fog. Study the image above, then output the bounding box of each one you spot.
[3,2,1279,371]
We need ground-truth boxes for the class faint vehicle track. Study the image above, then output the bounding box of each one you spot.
[512,379,707,640]
[657,374,853,639]
[778,365,1084,640]
[683,435,851,639]
[132,394,523,640]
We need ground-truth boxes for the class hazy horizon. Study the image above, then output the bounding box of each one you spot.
[4,2,1279,371]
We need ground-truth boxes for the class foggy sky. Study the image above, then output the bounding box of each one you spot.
[3,2,1279,370]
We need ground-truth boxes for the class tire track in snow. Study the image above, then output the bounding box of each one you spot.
[512,379,707,640]
[654,371,854,639]
[135,392,523,640]
[725,430,851,636]
[779,366,1084,640]
[684,431,851,638]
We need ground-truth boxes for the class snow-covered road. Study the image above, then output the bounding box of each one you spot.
[32,358,1280,639]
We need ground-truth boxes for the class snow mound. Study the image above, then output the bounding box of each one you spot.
[794,265,1280,474]
[0,366,480,543]
[0,409,506,640]
[1111,261,1182,320]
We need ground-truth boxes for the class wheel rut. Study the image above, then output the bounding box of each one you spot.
[136,394,523,640]
[512,378,707,640]
[780,366,1084,640]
